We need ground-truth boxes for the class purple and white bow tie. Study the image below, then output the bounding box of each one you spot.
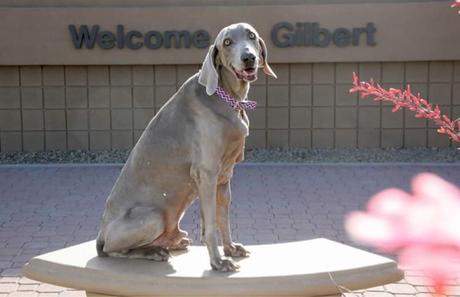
[215,86,257,111]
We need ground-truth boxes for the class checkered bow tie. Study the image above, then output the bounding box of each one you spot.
[215,86,257,111]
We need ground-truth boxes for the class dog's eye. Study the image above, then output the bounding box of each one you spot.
[223,39,232,46]
[248,32,256,39]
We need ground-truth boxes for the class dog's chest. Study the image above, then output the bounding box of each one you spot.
[230,110,249,137]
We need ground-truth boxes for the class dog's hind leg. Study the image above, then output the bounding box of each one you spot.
[99,206,167,261]
[108,246,170,261]
[96,231,108,257]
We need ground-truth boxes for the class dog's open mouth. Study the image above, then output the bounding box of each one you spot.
[233,66,257,82]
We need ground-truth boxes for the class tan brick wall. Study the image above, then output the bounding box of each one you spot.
[0,62,457,152]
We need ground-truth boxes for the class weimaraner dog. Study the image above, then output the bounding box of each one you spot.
[96,23,277,272]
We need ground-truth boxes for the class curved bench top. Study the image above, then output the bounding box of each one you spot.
[23,238,403,296]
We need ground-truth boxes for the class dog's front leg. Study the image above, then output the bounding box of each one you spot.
[217,182,250,258]
[193,168,239,272]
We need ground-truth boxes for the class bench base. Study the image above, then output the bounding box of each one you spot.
[23,238,403,297]
[86,292,342,297]
[86,293,342,297]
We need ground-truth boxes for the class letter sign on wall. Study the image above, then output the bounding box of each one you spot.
[271,22,377,48]
[2,2,458,65]
[69,23,376,51]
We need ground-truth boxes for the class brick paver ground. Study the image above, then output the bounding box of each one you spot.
[0,163,459,297]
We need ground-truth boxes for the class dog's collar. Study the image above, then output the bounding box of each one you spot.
[215,86,257,111]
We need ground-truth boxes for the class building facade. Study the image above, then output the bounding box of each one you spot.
[0,0,458,151]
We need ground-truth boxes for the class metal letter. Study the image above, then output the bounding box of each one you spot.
[312,23,331,47]
[271,22,294,48]
[192,30,210,49]
[144,31,163,49]
[117,25,125,49]
[352,27,366,46]
[126,31,143,49]
[69,25,99,49]
[97,31,116,49]
[164,31,192,49]
[333,28,352,47]
[366,23,377,46]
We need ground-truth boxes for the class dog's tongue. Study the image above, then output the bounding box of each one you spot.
[242,69,257,80]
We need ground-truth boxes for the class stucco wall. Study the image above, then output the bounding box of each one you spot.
[0,0,457,151]
[0,1,458,65]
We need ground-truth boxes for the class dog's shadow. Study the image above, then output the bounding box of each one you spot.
[85,255,176,276]
[86,249,244,278]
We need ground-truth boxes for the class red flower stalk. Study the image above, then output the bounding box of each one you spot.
[350,73,460,145]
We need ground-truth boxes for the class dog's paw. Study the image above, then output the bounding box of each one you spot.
[224,243,250,258]
[143,246,170,262]
[211,257,239,272]
[171,238,193,250]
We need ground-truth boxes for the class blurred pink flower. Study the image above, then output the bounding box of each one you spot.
[345,173,460,295]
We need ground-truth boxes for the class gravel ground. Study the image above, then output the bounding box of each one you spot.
[0,147,459,164]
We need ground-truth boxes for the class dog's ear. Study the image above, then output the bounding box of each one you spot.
[198,44,219,96]
[258,37,277,79]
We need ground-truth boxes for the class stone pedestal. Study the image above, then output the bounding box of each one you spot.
[23,238,403,297]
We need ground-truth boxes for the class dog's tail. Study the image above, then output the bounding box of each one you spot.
[96,232,108,257]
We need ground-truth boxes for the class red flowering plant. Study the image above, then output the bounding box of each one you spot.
[350,73,460,145]
[343,3,460,296]
[345,173,460,295]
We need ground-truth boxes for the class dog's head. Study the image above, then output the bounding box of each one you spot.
[199,23,277,95]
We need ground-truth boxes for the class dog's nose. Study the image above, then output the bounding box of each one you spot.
[241,52,256,67]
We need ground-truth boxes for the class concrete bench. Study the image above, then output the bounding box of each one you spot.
[23,238,403,297]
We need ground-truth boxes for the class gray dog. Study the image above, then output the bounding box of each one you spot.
[96,23,277,272]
